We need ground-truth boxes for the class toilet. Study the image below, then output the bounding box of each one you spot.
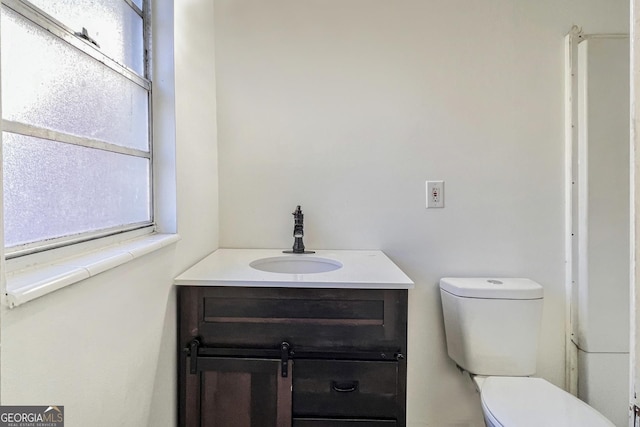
[439,277,615,427]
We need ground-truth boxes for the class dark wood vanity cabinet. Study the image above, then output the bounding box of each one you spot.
[178,286,408,427]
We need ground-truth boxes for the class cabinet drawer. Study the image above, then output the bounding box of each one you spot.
[180,287,407,351]
[293,419,397,427]
[293,360,399,418]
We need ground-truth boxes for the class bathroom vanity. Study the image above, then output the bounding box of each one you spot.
[175,249,413,427]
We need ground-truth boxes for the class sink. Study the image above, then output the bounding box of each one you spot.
[249,256,343,274]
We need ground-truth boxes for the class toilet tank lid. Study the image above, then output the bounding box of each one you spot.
[439,277,543,299]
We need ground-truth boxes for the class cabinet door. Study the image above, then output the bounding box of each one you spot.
[181,357,292,427]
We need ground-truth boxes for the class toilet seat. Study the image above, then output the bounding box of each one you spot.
[480,377,614,427]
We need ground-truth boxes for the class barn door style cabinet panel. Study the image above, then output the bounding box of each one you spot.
[178,286,409,427]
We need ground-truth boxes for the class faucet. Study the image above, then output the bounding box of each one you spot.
[283,205,315,254]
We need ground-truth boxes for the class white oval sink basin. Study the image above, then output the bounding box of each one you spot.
[249,256,343,274]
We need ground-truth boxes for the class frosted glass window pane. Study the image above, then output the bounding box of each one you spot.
[133,0,143,9]
[28,0,144,74]
[3,133,151,248]
[1,7,149,151]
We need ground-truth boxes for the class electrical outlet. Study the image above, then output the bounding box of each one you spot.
[426,180,444,208]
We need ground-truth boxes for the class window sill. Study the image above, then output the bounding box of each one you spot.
[4,233,181,308]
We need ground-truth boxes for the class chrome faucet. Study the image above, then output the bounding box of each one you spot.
[283,205,315,254]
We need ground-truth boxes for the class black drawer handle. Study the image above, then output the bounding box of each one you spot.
[331,380,359,393]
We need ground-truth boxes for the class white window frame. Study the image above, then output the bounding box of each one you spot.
[0,0,179,307]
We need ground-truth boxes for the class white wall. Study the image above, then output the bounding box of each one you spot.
[0,1,219,426]
[214,1,628,425]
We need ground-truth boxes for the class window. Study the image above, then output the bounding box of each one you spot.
[1,0,152,257]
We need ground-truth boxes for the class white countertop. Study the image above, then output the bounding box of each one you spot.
[174,248,414,289]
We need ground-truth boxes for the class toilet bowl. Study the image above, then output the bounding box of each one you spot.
[439,277,615,427]
[478,377,614,427]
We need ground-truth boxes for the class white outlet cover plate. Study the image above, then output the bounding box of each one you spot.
[426,180,444,208]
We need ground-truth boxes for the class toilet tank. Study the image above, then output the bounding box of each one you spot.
[439,278,544,376]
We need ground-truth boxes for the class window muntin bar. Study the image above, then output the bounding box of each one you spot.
[2,120,151,158]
